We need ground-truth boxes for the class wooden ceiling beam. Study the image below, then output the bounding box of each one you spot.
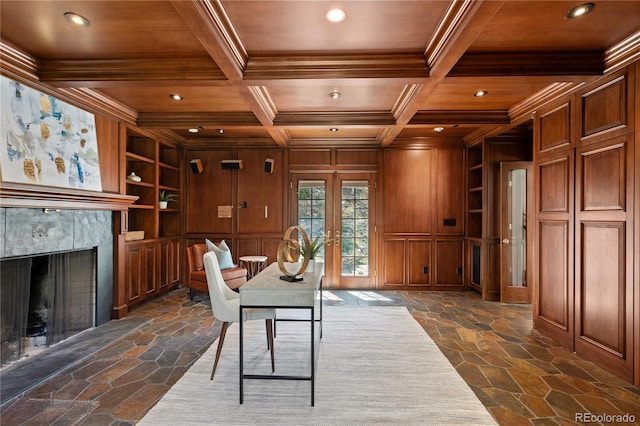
[243,54,429,81]
[274,112,395,127]
[39,58,227,88]
[137,112,261,127]
[380,0,505,145]
[410,110,510,125]
[448,52,604,77]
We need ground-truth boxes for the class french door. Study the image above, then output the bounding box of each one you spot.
[292,173,375,288]
[500,161,532,303]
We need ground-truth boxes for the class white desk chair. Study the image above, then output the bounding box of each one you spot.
[203,251,275,380]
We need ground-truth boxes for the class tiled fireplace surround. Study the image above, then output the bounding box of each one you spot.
[0,208,114,328]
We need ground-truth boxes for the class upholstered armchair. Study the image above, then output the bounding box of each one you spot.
[185,243,247,300]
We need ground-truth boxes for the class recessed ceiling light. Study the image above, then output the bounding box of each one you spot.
[217,129,224,134]
[474,90,488,97]
[566,3,595,19]
[329,128,339,132]
[434,127,445,132]
[326,8,346,23]
[169,94,183,101]
[64,12,90,27]
[329,91,341,99]
[188,128,199,133]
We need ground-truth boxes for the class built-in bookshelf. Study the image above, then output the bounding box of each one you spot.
[124,128,181,239]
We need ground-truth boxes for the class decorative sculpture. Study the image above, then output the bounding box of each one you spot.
[277,226,311,281]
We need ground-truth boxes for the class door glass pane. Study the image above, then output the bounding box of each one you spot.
[297,180,326,259]
[508,169,527,287]
[341,181,368,277]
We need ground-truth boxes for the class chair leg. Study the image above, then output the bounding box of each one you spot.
[211,322,229,380]
[266,319,275,372]
[189,288,195,300]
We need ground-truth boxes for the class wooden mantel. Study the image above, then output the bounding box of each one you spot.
[0,182,138,211]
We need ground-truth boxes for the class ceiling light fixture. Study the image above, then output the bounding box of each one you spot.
[434,127,445,132]
[329,91,341,99]
[188,128,198,133]
[474,90,488,97]
[566,3,595,19]
[329,128,339,132]
[169,94,183,101]
[326,8,346,23]
[64,12,90,27]
[218,129,224,134]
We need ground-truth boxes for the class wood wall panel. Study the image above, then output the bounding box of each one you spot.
[538,156,570,213]
[582,75,627,138]
[578,222,626,355]
[538,103,571,153]
[335,148,378,167]
[95,114,121,194]
[382,149,431,234]
[408,240,431,286]
[237,149,284,234]
[382,239,405,286]
[536,221,572,344]
[289,149,332,167]
[581,142,626,211]
[185,150,233,234]
[435,148,464,235]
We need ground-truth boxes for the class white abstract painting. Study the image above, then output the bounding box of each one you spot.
[1,76,102,191]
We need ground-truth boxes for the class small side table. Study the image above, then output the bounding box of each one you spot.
[239,255,268,279]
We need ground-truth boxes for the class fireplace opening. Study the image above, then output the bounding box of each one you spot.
[1,249,96,368]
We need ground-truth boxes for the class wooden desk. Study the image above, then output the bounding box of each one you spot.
[239,262,323,406]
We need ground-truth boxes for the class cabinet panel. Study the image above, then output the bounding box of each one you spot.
[125,244,143,304]
[408,240,430,286]
[434,240,463,288]
[383,149,431,234]
[144,243,157,296]
[381,240,405,287]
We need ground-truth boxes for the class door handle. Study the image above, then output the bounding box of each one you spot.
[335,232,340,246]
[502,238,510,244]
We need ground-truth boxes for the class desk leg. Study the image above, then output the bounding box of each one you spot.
[239,307,244,404]
[311,306,315,407]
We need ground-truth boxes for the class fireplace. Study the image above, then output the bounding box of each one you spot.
[1,250,97,365]
[0,208,114,367]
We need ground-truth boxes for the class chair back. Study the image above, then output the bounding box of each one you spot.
[203,251,240,323]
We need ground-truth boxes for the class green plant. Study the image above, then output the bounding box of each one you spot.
[159,191,177,202]
[300,236,331,259]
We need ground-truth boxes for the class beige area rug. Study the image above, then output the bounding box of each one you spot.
[138,306,496,425]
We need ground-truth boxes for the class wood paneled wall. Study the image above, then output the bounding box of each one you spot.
[533,65,638,385]
[380,147,465,290]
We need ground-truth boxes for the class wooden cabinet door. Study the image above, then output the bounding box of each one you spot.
[144,243,157,297]
[434,239,464,288]
[125,243,144,304]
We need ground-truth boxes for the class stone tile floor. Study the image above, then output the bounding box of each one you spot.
[1,288,638,425]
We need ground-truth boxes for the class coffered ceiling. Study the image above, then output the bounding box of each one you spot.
[1,1,639,147]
